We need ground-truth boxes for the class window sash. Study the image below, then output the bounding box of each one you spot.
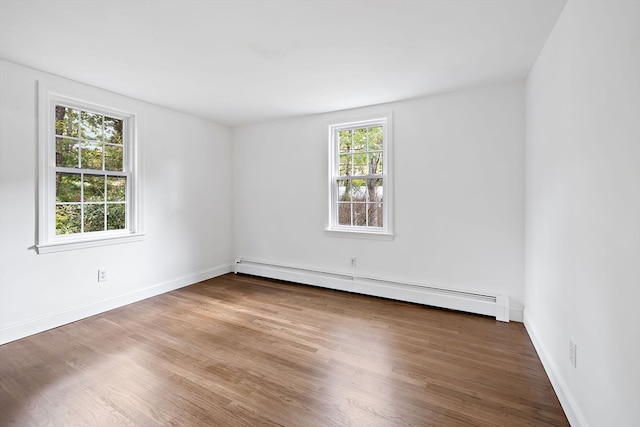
[53,170,129,234]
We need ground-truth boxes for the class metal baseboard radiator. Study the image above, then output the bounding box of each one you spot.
[234,258,510,322]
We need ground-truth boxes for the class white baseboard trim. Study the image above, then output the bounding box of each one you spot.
[235,258,515,322]
[509,307,524,323]
[0,263,232,345]
[524,312,588,427]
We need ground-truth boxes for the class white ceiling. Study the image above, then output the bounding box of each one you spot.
[0,0,566,127]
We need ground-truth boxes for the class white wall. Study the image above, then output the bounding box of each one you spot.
[525,1,640,426]
[233,82,525,317]
[0,60,234,344]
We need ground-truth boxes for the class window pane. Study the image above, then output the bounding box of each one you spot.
[367,203,383,227]
[104,116,123,144]
[339,130,351,153]
[56,137,79,168]
[368,126,383,151]
[46,97,136,243]
[107,176,126,201]
[368,152,383,174]
[353,152,367,176]
[331,117,389,232]
[367,178,383,202]
[339,154,351,176]
[81,141,103,170]
[56,173,81,202]
[55,106,79,137]
[84,204,105,232]
[353,128,367,152]
[104,144,123,171]
[81,111,103,141]
[352,178,366,202]
[107,203,126,230]
[84,175,105,202]
[55,204,81,234]
[338,203,351,226]
[353,203,366,226]
[337,179,350,202]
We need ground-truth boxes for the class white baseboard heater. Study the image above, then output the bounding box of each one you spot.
[234,258,510,322]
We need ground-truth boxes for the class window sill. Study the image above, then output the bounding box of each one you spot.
[36,233,145,254]
[324,229,394,241]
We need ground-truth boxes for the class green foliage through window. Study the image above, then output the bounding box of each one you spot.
[54,105,127,235]
[335,125,384,228]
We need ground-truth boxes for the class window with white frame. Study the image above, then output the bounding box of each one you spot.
[37,86,142,253]
[328,114,393,237]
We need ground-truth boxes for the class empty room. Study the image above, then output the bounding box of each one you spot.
[0,0,638,426]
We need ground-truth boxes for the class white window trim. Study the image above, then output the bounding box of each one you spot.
[36,82,144,254]
[326,112,394,240]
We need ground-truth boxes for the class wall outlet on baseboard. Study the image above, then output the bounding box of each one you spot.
[350,257,357,268]
[569,340,577,368]
[98,269,108,282]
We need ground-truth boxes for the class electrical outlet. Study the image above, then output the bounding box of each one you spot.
[350,257,357,268]
[569,340,577,368]
[98,269,108,282]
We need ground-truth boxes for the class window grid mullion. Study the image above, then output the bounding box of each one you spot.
[101,114,105,173]
[351,130,354,182]
[80,172,85,233]
[103,175,108,231]
[365,178,370,226]
[350,198,354,226]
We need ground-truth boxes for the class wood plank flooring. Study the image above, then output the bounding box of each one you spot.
[0,273,568,426]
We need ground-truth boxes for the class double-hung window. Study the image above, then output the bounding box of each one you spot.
[327,113,393,239]
[37,85,142,253]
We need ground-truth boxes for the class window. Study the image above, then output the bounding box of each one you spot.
[327,113,393,238]
[37,85,143,253]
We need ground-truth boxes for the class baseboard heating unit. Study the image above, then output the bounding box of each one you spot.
[234,258,510,322]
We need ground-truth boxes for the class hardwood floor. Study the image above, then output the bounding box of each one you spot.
[0,273,568,426]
